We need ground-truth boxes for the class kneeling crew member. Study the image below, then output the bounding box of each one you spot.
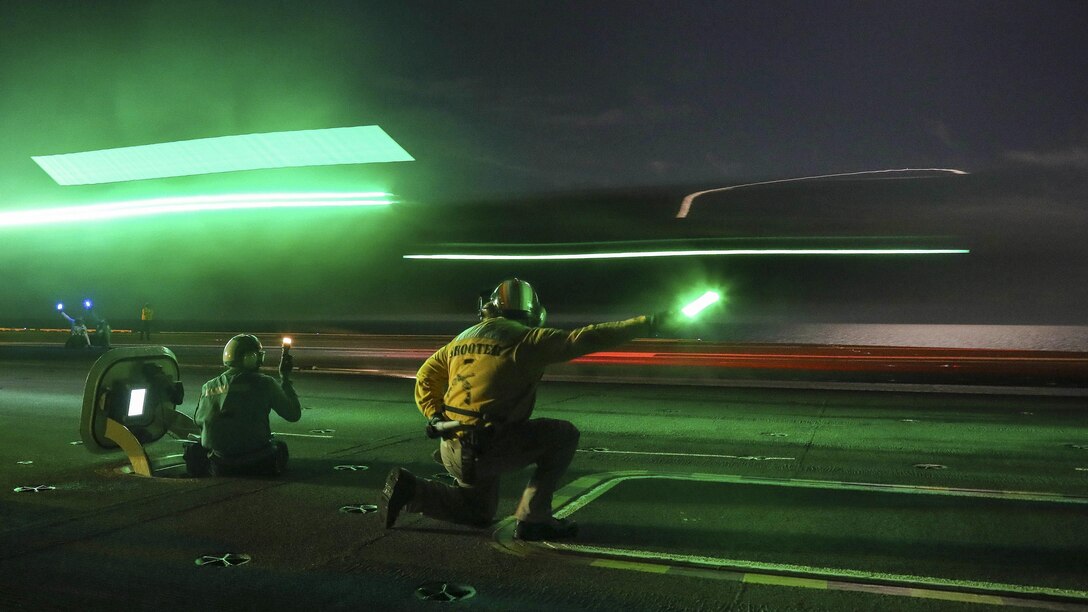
[185,334,301,476]
[382,278,674,541]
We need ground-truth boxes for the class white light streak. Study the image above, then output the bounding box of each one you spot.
[676,168,969,218]
[404,249,969,261]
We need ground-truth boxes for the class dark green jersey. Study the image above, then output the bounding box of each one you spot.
[194,369,301,456]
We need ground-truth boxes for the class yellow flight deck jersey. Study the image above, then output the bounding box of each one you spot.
[415,315,652,429]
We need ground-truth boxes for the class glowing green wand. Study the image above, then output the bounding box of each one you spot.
[681,291,721,318]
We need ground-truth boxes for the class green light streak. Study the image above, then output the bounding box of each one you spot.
[681,291,720,318]
[32,125,414,185]
[0,192,392,228]
[404,249,969,261]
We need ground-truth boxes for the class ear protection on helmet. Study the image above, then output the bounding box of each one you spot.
[242,350,264,370]
[478,289,500,321]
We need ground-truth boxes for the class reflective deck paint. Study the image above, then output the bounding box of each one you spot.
[492,470,1088,611]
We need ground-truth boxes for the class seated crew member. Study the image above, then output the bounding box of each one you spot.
[381,278,676,541]
[184,334,301,477]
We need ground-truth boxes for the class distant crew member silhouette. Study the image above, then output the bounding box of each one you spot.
[139,303,154,341]
[91,318,111,348]
[60,310,91,349]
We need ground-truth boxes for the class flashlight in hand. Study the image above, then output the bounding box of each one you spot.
[279,337,294,380]
[56,302,64,311]
[83,299,93,310]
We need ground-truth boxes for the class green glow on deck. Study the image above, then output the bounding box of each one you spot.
[0,192,392,228]
[32,126,414,185]
[404,248,970,261]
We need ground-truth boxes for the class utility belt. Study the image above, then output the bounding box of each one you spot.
[425,405,501,485]
[425,406,500,441]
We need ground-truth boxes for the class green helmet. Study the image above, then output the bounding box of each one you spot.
[482,278,546,327]
[223,334,265,370]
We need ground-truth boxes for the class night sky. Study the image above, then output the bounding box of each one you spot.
[1,1,1086,336]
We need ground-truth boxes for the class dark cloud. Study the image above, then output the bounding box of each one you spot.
[1005,147,1088,169]
[925,120,957,150]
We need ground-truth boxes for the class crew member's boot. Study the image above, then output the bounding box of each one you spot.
[381,467,417,528]
[514,517,578,541]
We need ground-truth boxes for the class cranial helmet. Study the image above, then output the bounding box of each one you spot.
[223,334,265,370]
[481,278,546,327]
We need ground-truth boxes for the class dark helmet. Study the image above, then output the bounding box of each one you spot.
[223,334,265,370]
[481,278,546,327]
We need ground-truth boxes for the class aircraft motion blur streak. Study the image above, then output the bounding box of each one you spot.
[403,248,968,261]
[0,331,1083,389]
[0,192,392,228]
[675,168,969,219]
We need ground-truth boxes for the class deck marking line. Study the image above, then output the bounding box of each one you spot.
[576,449,794,461]
[489,470,1088,609]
